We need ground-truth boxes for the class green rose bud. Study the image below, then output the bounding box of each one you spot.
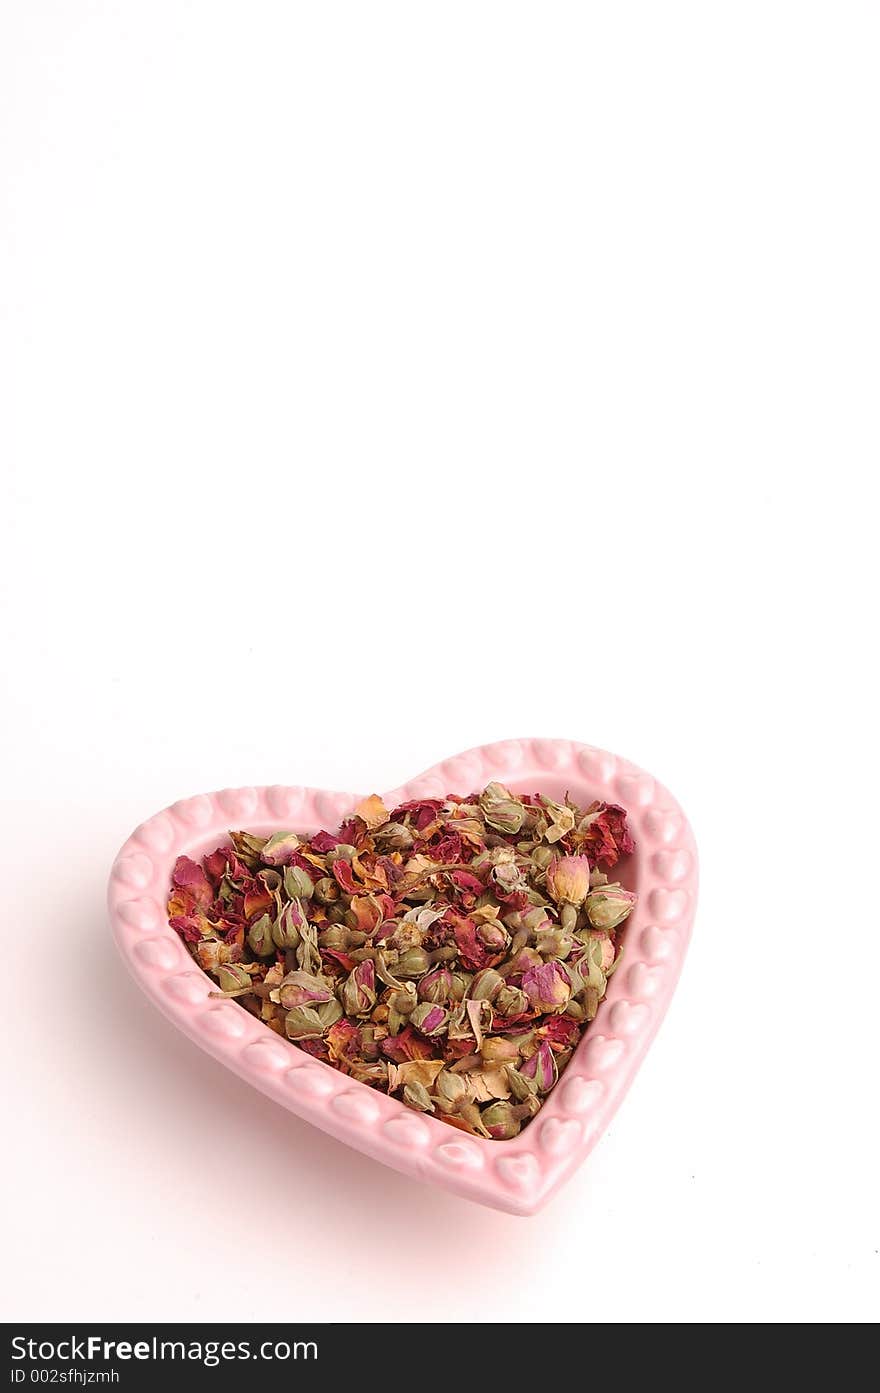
[341,960,377,1016]
[530,845,555,871]
[283,865,314,899]
[387,982,418,1034]
[215,963,252,994]
[585,884,637,930]
[504,1065,535,1102]
[482,1101,522,1140]
[272,899,305,950]
[326,843,357,864]
[495,984,529,1018]
[313,877,340,904]
[284,1006,325,1040]
[393,948,432,978]
[372,822,415,851]
[403,1081,435,1113]
[480,782,525,834]
[434,1070,468,1114]
[247,912,275,958]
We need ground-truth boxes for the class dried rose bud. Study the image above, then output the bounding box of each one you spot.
[480,782,525,834]
[477,921,509,952]
[495,984,528,1017]
[387,982,418,1034]
[453,1102,490,1138]
[327,843,357,866]
[584,929,616,972]
[449,971,471,1002]
[480,1036,521,1065]
[216,963,252,993]
[410,1002,449,1037]
[284,1006,325,1040]
[194,938,226,973]
[317,924,354,952]
[560,903,579,933]
[247,912,275,958]
[504,946,543,976]
[536,927,575,960]
[520,905,552,934]
[522,960,572,1013]
[434,1069,468,1114]
[317,998,343,1031]
[283,865,314,899]
[277,970,335,1010]
[229,830,269,864]
[515,1094,542,1121]
[585,884,637,930]
[482,1101,521,1140]
[272,899,305,950]
[403,1080,435,1113]
[564,956,585,992]
[341,960,377,1016]
[504,1066,534,1102]
[489,861,525,898]
[372,821,414,851]
[530,845,555,871]
[393,947,432,978]
[539,796,577,843]
[520,1041,558,1094]
[418,966,454,1004]
[295,921,322,976]
[386,921,424,955]
[546,855,592,907]
[358,1023,381,1061]
[313,876,340,904]
[468,968,505,1002]
[388,983,417,1016]
[261,831,302,866]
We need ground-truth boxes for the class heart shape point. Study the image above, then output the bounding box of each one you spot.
[108,738,697,1215]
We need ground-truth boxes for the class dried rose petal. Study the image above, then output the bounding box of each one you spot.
[309,830,339,853]
[578,802,635,867]
[171,856,213,908]
[538,1014,581,1048]
[380,1025,437,1064]
[354,794,390,830]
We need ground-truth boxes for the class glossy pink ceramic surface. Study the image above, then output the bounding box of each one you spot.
[108,739,697,1215]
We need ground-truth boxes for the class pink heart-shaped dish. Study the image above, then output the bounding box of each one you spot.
[108,739,697,1215]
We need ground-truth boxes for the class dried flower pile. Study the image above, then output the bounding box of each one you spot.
[168,784,637,1139]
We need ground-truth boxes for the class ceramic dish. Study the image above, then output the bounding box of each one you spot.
[108,739,698,1215]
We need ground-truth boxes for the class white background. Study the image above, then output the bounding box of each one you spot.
[1,2,878,1324]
